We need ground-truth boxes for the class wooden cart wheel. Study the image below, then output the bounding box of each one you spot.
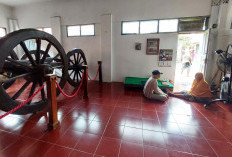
[67,49,87,87]
[0,29,68,114]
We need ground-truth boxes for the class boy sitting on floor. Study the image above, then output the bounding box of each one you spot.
[143,70,168,102]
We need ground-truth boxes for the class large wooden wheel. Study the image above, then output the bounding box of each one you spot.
[0,29,68,114]
[67,49,87,87]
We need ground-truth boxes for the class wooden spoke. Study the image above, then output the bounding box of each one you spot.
[40,43,52,64]
[78,54,82,63]
[27,81,37,104]
[77,53,80,63]
[12,79,32,100]
[20,41,36,66]
[69,70,75,75]
[38,79,45,100]
[70,59,75,65]
[48,53,60,63]
[6,57,32,70]
[73,71,77,80]
[74,54,77,64]
[3,72,32,84]
[78,71,82,80]
[36,39,41,64]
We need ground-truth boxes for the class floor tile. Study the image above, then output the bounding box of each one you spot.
[144,145,169,157]
[103,124,124,139]
[44,145,72,157]
[168,150,193,157]
[85,121,107,135]
[119,141,143,157]
[143,130,166,148]
[122,127,143,144]
[125,117,143,129]
[208,140,232,157]
[69,150,93,157]
[142,118,162,132]
[75,132,101,154]
[56,129,83,148]
[95,137,121,157]
[163,133,191,153]
[186,136,217,157]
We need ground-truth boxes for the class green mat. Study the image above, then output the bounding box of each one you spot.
[124,77,173,88]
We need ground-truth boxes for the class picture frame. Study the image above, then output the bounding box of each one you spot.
[146,38,159,55]
[158,49,173,67]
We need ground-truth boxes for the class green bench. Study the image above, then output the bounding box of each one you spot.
[124,77,173,90]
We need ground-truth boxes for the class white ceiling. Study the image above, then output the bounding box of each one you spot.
[0,0,56,7]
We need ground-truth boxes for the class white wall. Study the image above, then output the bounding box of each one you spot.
[12,0,212,82]
[0,4,14,32]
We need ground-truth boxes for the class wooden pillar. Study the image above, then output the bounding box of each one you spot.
[98,61,103,83]
[82,65,88,99]
[46,74,60,130]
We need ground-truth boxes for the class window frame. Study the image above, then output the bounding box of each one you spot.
[67,23,95,37]
[121,16,209,35]
[0,27,7,38]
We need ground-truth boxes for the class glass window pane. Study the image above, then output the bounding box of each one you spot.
[122,21,139,34]
[159,19,178,32]
[179,17,208,32]
[81,24,94,36]
[44,28,52,34]
[67,26,80,36]
[0,28,6,38]
[140,20,158,34]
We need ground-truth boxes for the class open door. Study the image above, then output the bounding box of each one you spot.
[173,32,209,92]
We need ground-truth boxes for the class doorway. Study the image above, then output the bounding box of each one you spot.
[173,33,207,92]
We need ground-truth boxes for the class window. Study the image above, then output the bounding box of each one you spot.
[0,27,6,38]
[37,27,52,34]
[122,21,139,34]
[140,20,158,34]
[178,17,209,32]
[67,26,80,37]
[67,24,95,37]
[159,19,178,33]
[81,24,95,36]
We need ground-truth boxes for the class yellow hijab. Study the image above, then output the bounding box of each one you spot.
[188,72,212,98]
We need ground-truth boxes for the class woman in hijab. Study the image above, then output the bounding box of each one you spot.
[169,72,212,103]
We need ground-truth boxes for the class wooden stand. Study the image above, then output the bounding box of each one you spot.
[46,74,60,130]
[98,61,102,83]
[82,65,88,99]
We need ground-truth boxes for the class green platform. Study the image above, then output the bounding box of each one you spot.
[124,77,173,88]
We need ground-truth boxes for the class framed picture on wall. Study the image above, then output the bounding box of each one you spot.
[146,38,159,55]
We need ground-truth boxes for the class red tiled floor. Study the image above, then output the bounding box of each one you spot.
[168,150,193,157]
[56,129,83,148]
[103,124,124,139]
[69,150,93,157]
[2,136,37,156]
[1,82,232,157]
[163,133,191,153]
[119,141,143,157]
[75,132,101,154]
[144,145,169,157]
[122,127,143,144]
[186,136,217,157]
[95,137,121,157]
[44,145,72,157]
[143,130,166,148]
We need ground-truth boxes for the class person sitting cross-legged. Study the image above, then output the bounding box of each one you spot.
[169,72,212,103]
[143,70,168,102]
